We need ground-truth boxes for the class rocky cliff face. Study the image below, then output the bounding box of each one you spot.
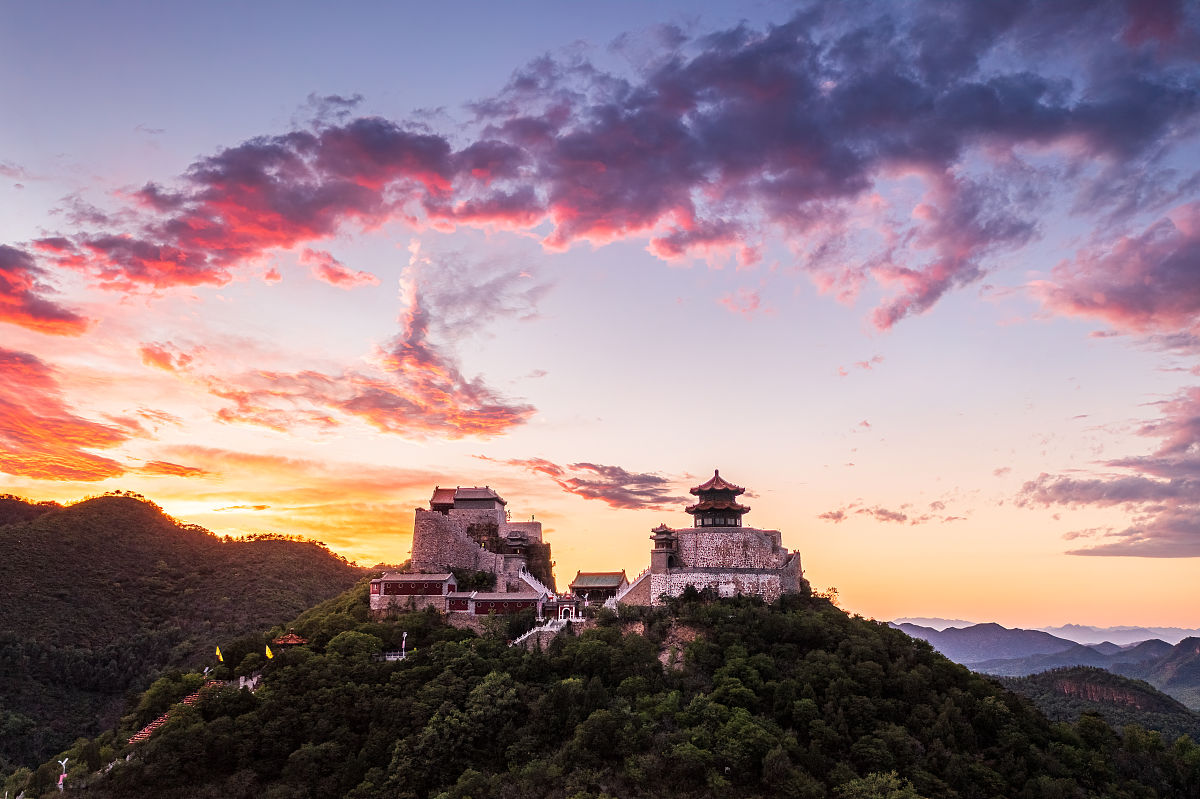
[1051,677,1181,713]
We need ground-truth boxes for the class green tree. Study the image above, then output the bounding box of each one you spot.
[837,771,928,799]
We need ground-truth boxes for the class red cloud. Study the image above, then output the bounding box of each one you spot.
[138,460,210,477]
[15,4,1194,330]
[0,348,131,481]
[0,244,89,335]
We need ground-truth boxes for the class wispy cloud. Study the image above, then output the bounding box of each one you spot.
[299,248,380,289]
[819,497,967,526]
[162,249,542,439]
[1017,386,1200,557]
[479,456,687,510]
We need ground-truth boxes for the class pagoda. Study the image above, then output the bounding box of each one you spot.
[685,469,750,527]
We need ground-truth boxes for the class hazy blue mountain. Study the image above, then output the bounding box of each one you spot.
[1119,637,1200,710]
[1039,623,1200,646]
[902,624,1199,711]
[892,622,1077,664]
[972,642,1167,678]
[890,616,977,630]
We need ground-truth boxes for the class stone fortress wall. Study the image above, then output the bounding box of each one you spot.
[648,556,802,604]
[676,527,791,570]
[411,508,508,575]
[410,502,546,592]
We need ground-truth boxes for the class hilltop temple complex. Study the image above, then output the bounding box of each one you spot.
[620,469,805,606]
[372,470,804,617]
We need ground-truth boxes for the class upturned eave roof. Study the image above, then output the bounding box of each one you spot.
[689,469,745,495]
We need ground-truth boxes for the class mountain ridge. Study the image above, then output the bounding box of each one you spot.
[0,493,364,770]
[895,620,1200,711]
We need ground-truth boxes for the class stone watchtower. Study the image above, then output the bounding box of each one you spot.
[643,469,804,604]
[650,523,678,572]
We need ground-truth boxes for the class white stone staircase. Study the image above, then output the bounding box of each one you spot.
[518,567,553,597]
[510,617,567,646]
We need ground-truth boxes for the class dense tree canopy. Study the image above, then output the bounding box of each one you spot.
[0,494,363,770]
[7,587,1200,798]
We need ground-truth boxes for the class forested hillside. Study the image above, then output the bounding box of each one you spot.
[0,494,364,770]
[1001,667,1200,744]
[11,587,1200,798]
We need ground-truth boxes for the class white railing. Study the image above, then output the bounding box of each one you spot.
[605,567,651,609]
[510,617,567,646]
[518,567,553,597]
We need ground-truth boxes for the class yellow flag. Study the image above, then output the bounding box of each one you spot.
[215,646,223,662]
[265,644,274,659]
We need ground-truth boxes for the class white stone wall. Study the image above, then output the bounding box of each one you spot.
[649,570,790,604]
[675,527,789,569]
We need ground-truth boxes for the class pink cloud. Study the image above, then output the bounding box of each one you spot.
[718,287,763,317]
[299,248,380,289]
[1034,202,1200,337]
[199,274,535,439]
[15,3,1194,329]
[838,355,884,377]
[1017,386,1200,556]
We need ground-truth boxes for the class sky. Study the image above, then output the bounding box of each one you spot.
[2,0,1199,628]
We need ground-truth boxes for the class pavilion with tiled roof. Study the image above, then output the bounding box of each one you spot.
[568,570,629,601]
[685,469,750,527]
[271,631,308,647]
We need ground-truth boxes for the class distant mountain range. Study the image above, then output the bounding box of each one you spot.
[892,621,1200,710]
[1039,623,1200,646]
[893,617,1200,645]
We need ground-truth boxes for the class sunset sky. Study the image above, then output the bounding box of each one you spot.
[3,1,1200,628]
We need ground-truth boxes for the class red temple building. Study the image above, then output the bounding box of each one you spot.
[369,572,459,613]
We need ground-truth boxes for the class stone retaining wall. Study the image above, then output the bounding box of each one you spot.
[411,508,507,574]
